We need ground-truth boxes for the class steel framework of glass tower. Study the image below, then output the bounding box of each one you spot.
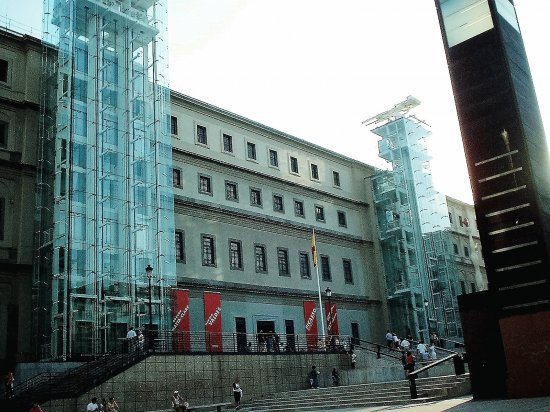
[34,0,175,360]
[367,100,462,340]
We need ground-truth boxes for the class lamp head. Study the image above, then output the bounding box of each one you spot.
[145,264,153,279]
[325,287,332,297]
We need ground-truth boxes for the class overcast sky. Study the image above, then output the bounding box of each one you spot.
[2,0,549,203]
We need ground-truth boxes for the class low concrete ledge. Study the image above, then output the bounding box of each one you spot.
[148,402,231,412]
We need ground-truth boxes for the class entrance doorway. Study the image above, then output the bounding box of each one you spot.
[256,320,275,352]
[235,317,247,352]
[351,322,360,347]
[285,319,295,351]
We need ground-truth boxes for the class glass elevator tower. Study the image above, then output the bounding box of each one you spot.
[34,0,174,360]
[367,97,462,341]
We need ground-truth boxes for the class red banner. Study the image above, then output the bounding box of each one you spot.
[204,291,223,352]
[171,288,190,352]
[303,300,318,351]
[325,302,339,336]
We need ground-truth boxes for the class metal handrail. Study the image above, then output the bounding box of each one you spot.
[352,338,402,360]
[406,352,466,399]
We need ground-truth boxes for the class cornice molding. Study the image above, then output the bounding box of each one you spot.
[174,194,372,246]
[173,147,370,208]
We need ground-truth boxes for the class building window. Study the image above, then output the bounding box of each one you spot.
[250,188,262,207]
[321,255,331,281]
[229,240,243,270]
[310,163,319,180]
[278,248,289,276]
[175,230,185,262]
[0,122,7,148]
[199,174,212,195]
[333,171,341,187]
[464,246,469,257]
[197,125,207,145]
[315,205,325,222]
[294,200,305,218]
[471,282,476,293]
[459,215,463,227]
[448,212,453,224]
[343,259,353,284]
[0,59,7,83]
[255,244,267,273]
[299,252,311,279]
[290,156,299,174]
[269,149,278,167]
[273,194,284,212]
[173,168,182,188]
[453,243,459,255]
[170,116,178,135]
[247,142,257,160]
[201,235,216,266]
[225,181,238,201]
[223,133,233,152]
[337,211,347,227]
[461,281,466,295]
[0,197,5,241]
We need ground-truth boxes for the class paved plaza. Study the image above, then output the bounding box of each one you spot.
[324,395,550,412]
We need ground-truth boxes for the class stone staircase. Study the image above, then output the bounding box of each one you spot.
[237,374,471,411]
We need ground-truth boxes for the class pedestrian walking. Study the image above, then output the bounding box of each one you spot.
[428,343,437,361]
[331,368,340,386]
[385,330,393,348]
[404,351,415,376]
[416,340,428,362]
[232,377,243,410]
[392,333,400,349]
[137,330,145,351]
[309,365,320,388]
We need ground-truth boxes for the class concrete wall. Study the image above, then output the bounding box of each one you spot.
[42,349,465,412]
[44,352,349,412]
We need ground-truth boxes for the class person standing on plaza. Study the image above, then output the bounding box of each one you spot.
[232,377,243,410]
[171,390,188,411]
[137,330,145,351]
[86,397,99,412]
[331,368,340,386]
[126,327,137,352]
[106,396,119,412]
[4,371,14,399]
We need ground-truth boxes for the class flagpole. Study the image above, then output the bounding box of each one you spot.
[315,263,326,338]
[312,228,326,339]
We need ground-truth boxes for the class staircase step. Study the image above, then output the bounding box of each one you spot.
[240,374,470,411]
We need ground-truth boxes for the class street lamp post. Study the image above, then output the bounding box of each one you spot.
[145,264,153,348]
[325,287,332,336]
[424,298,430,342]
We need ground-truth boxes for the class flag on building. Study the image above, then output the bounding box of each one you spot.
[311,228,318,267]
